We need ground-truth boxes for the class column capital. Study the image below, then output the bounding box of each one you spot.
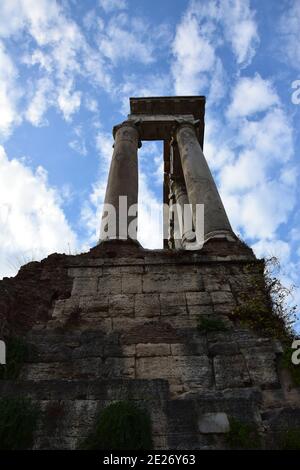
[171,119,199,142]
[113,120,142,148]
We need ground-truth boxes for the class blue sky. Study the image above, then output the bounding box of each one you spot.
[0,0,299,323]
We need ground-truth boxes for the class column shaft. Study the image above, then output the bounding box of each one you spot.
[176,123,233,240]
[100,122,139,241]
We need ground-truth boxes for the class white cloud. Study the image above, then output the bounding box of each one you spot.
[238,180,295,239]
[96,13,170,66]
[252,239,291,264]
[0,146,77,278]
[57,81,81,121]
[221,0,259,66]
[0,0,112,130]
[171,0,259,97]
[25,77,53,126]
[118,74,171,115]
[172,10,218,95]
[69,126,87,157]
[278,0,300,70]
[99,0,127,13]
[80,131,113,246]
[0,41,21,137]
[226,74,279,119]
[203,73,296,244]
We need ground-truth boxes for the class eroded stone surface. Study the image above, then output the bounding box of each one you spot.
[0,240,299,449]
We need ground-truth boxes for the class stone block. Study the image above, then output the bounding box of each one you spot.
[109,294,135,316]
[243,351,279,388]
[101,357,135,378]
[121,321,179,344]
[214,355,251,389]
[103,344,135,357]
[188,305,214,316]
[161,305,187,316]
[208,341,239,356]
[136,355,212,388]
[213,303,235,315]
[72,277,99,296]
[103,265,144,274]
[198,412,230,433]
[112,316,148,332]
[203,276,231,292]
[68,267,102,278]
[160,293,186,307]
[186,292,212,306]
[79,296,109,316]
[135,293,160,317]
[143,273,203,293]
[98,275,122,294]
[210,291,235,304]
[136,343,171,357]
[121,274,142,293]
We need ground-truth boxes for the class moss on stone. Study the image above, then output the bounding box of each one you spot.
[0,397,39,450]
[197,316,228,333]
[79,400,152,450]
[280,428,300,450]
[226,417,260,449]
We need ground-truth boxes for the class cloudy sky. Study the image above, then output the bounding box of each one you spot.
[0,0,299,321]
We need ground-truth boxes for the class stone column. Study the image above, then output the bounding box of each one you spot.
[169,140,195,249]
[100,121,140,242]
[176,123,234,241]
[171,177,196,248]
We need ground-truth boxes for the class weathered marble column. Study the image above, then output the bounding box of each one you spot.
[176,123,234,241]
[170,141,195,249]
[100,121,140,242]
[171,177,196,248]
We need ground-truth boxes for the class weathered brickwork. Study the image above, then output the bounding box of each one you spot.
[0,239,300,449]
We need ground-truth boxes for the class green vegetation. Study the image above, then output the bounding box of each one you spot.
[0,397,39,450]
[229,257,297,342]
[197,315,228,333]
[0,336,28,380]
[280,428,300,450]
[79,401,152,450]
[226,417,260,449]
[228,258,300,387]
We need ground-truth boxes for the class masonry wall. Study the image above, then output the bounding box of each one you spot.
[0,239,300,449]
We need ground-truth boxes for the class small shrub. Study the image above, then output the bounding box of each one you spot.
[0,397,39,450]
[79,401,152,450]
[0,337,28,380]
[226,417,260,449]
[197,316,228,333]
[280,428,300,450]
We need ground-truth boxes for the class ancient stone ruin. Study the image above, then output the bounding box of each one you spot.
[0,97,300,450]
